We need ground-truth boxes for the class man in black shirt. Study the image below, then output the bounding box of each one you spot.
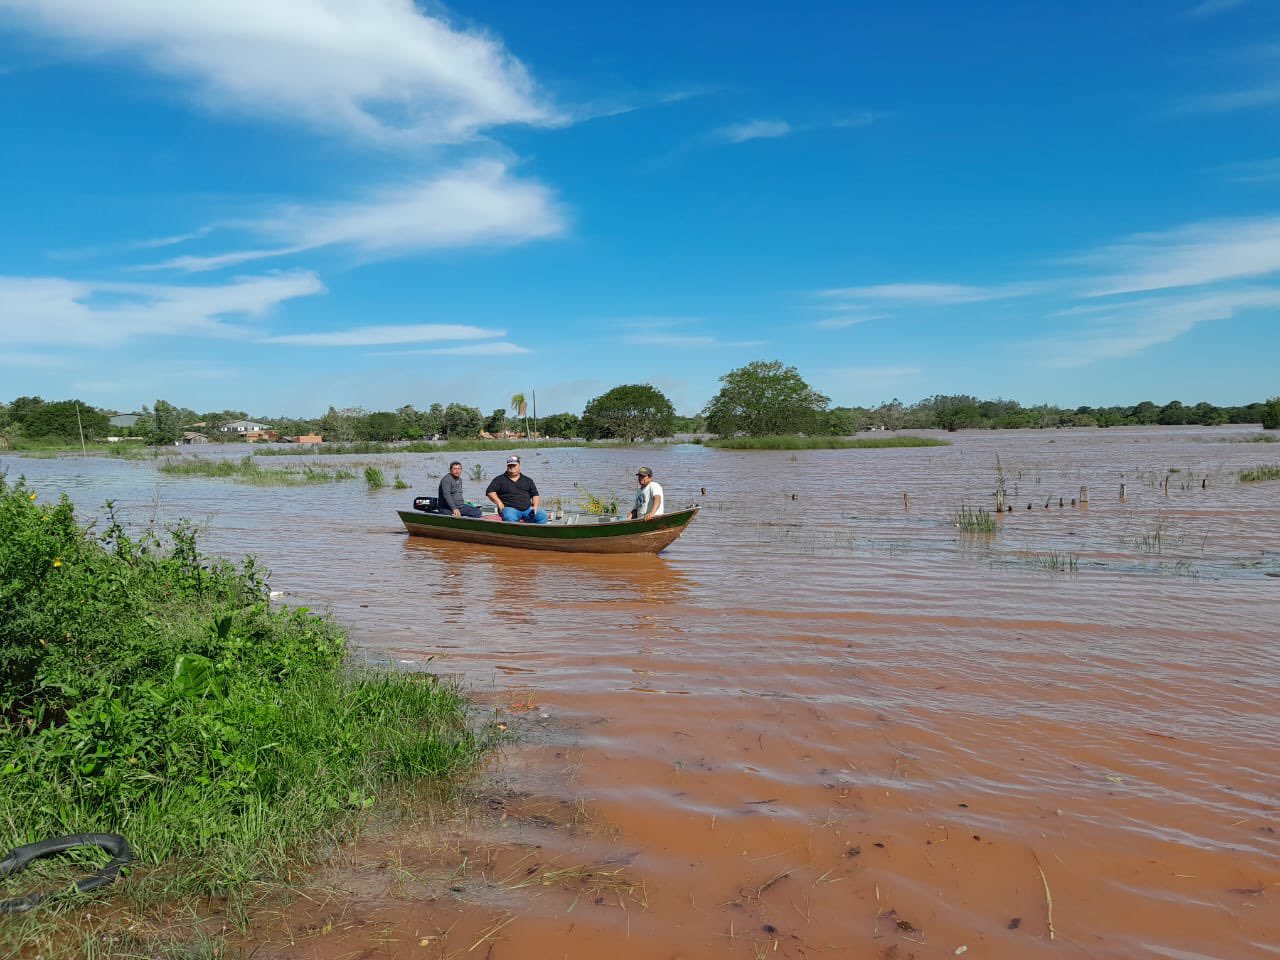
[438,461,482,517]
[485,455,548,523]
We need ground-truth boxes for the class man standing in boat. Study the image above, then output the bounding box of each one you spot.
[629,466,664,520]
[438,461,483,518]
[486,456,548,523]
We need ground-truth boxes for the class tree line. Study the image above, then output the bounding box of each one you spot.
[3,361,1277,446]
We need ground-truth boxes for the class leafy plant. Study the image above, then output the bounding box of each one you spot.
[951,504,997,534]
[579,490,620,515]
[364,466,386,488]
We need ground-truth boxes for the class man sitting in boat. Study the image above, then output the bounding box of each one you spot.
[438,460,483,518]
[486,456,548,524]
[629,466,664,520]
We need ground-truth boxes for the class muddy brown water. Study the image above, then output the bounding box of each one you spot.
[10,427,1279,959]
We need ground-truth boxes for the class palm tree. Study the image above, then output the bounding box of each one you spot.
[510,393,528,437]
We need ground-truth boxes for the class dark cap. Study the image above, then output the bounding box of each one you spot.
[636,466,653,477]
[506,455,521,466]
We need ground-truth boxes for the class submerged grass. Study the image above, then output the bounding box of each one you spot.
[1022,551,1080,573]
[706,434,948,450]
[951,504,998,534]
[1238,464,1280,482]
[159,456,355,485]
[256,438,587,456]
[0,477,484,957]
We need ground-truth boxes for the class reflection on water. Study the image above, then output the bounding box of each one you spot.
[9,427,1280,960]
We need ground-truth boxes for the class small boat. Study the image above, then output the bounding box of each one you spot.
[397,504,699,554]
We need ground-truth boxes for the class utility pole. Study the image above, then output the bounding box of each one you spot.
[75,402,87,455]
[531,390,538,438]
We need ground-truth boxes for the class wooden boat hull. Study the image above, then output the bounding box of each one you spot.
[397,507,698,554]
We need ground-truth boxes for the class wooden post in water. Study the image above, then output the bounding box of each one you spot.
[996,489,1006,512]
[1164,474,1170,496]
[1080,485,1088,504]
[1119,483,1126,500]
[902,492,910,511]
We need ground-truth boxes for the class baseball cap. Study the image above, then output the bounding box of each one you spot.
[636,466,653,477]
[506,455,521,465]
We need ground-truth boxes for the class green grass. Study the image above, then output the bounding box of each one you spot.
[158,456,356,485]
[951,504,998,533]
[256,438,588,456]
[1023,551,1079,572]
[0,478,483,957]
[363,466,386,488]
[705,434,949,450]
[1238,464,1280,482]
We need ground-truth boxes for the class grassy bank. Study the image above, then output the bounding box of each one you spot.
[0,478,482,956]
[256,438,588,456]
[705,434,950,450]
[159,455,356,485]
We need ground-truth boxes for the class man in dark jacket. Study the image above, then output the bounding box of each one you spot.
[485,455,548,523]
[438,461,482,517]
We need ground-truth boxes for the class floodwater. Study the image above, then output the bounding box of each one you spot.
[8,427,1279,959]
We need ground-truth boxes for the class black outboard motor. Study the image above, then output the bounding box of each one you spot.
[412,496,439,513]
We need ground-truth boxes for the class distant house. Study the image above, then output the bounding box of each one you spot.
[291,434,323,444]
[180,432,210,445]
[109,414,140,428]
[243,430,281,443]
[220,419,272,433]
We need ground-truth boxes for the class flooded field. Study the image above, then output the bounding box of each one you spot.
[7,426,1279,959]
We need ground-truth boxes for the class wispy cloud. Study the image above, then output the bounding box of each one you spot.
[1181,83,1280,113]
[811,312,886,330]
[0,271,324,347]
[816,282,1039,305]
[145,160,566,272]
[1083,216,1280,295]
[714,119,794,143]
[1032,288,1280,367]
[370,341,530,357]
[1185,0,1251,18]
[1218,156,1280,182]
[621,333,766,348]
[259,323,503,347]
[0,0,561,143]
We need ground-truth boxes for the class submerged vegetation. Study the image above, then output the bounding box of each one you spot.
[1238,464,1280,482]
[0,478,482,950]
[256,438,587,456]
[706,435,948,450]
[951,504,998,533]
[159,456,355,485]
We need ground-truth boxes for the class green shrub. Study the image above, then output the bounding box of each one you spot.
[1261,397,1280,430]
[0,477,480,891]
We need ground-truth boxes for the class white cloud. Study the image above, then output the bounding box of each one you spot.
[1084,216,1280,295]
[371,341,530,356]
[0,0,559,143]
[622,333,766,347]
[811,312,886,330]
[148,160,566,272]
[1181,83,1280,113]
[1186,0,1251,17]
[261,323,503,346]
[1033,288,1280,367]
[715,119,793,143]
[1219,156,1280,182]
[0,271,325,347]
[816,282,1031,305]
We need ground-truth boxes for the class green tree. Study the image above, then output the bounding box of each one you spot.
[425,403,446,437]
[702,360,829,437]
[318,406,367,443]
[141,399,184,445]
[443,403,483,438]
[360,411,399,441]
[1261,396,1280,430]
[580,384,676,442]
[395,405,427,440]
[485,408,508,434]
[509,393,528,436]
[10,397,109,441]
[539,412,580,438]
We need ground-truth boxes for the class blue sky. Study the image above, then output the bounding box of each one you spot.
[1,0,1278,417]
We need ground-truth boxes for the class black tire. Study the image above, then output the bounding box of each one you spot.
[0,833,132,914]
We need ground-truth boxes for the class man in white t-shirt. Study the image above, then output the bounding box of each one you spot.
[630,466,664,520]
